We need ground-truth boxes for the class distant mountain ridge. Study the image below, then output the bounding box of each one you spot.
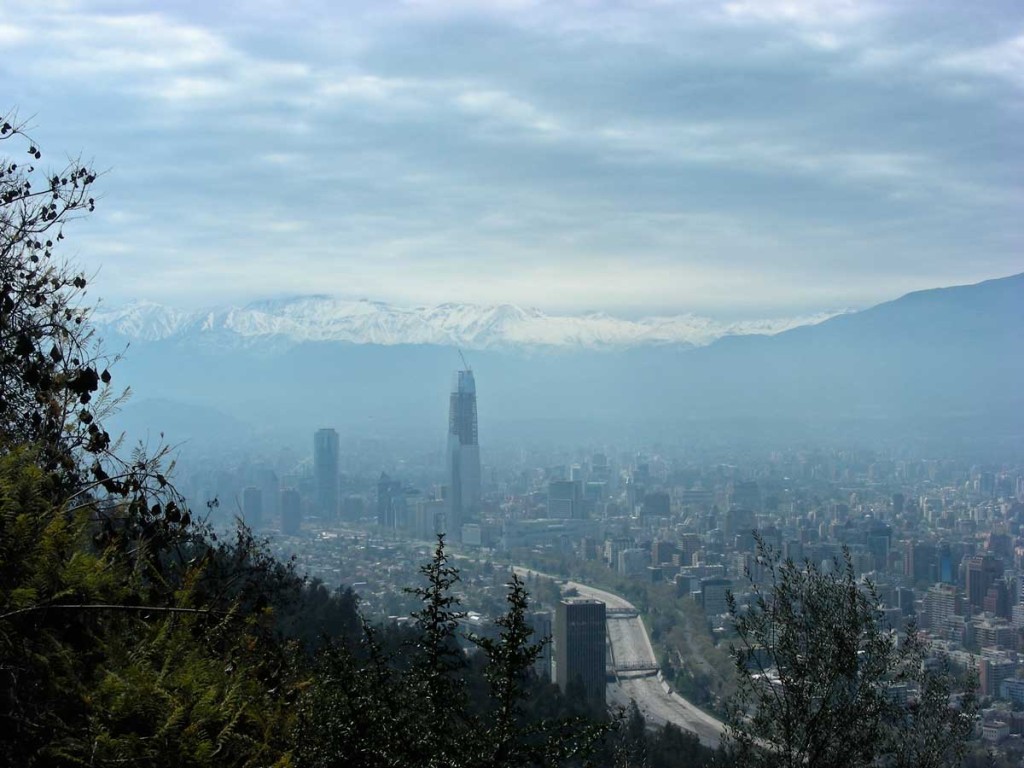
[92,296,841,350]
[103,272,1024,454]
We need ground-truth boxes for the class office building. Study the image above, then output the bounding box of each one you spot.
[556,599,606,708]
[896,587,916,617]
[967,554,1003,613]
[724,507,756,542]
[701,577,732,617]
[313,428,339,519]
[447,368,481,540]
[255,468,279,524]
[980,656,1017,696]
[984,578,1011,619]
[866,524,891,571]
[529,610,553,682]
[242,486,262,529]
[590,453,611,485]
[377,472,404,529]
[651,540,677,565]
[280,488,301,535]
[413,497,446,540]
[923,583,962,631]
[679,534,702,566]
[549,479,584,519]
[973,616,1014,650]
[938,542,955,583]
[1001,678,1024,707]
[905,541,937,583]
[729,481,761,513]
[642,491,671,520]
[618,548,648,577]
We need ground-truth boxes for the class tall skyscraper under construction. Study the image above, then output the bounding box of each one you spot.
[447,367,481,541]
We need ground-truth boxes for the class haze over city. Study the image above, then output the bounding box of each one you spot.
[2,2,1024,767]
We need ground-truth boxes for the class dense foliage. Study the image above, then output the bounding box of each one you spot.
[725,537,978,768]
[0,113,110,476]
[295,537,612,768]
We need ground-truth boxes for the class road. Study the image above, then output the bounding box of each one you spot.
[513,567,725,749]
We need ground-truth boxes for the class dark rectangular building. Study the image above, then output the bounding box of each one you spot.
[555,598,606,708]
[280,488,301,535]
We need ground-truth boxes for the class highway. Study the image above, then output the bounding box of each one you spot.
[513,567,725,749]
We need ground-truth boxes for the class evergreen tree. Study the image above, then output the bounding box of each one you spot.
[406,534,469,766]
[725,536,977,768]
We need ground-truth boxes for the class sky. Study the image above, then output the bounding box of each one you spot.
[1,0,1022,318]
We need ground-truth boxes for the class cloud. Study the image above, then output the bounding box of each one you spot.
[0,22,29,45]
[39,13,232,75]
[318,75,417,102]
[454,89,563,136]
[720,0,876,26]
[2,0,1020,318]
[0,4,310,108]
[937,33,1024,88]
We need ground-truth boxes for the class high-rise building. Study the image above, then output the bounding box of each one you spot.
[256,468,280,524]
[280,488,301,535]
[447,368,481,541]
[555,598,606,708]
[642,491,671,520]
[377,472,405,529]
[242,486,263,529]
[590,453,611,485]
[967,554,1003,613]
[896,587,916,617]
[701,577,732,617]
[651,540,677,565]
[905,541,937,583]
[984,578,1011,619]
[938,541,955,583]
[729,481,762,512]
[924,583,962,631]
[548,479,583,519]
[724,508,756,542]
[313,428,339,520]
[980,656,1016,696]
[529,610,553,682]
[866,524,891,572]
[891,493,905,515]
[679,533,702,566]
[618,549,648,576]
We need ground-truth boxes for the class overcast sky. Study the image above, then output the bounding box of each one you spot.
[2,0,1021,317]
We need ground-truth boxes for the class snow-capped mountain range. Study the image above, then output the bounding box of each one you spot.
[92,296,842,350]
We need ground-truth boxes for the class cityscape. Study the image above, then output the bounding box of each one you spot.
[3,1,1023,765]
[162,356,1024,757]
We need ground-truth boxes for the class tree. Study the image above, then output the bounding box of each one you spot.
[0,113,196,589]
[405,533,469,767]
[470,573,541,766]
[0,447,302,766]
[296,536,612,768]
[0,111,112,476]
[469,572,608,768]
[725,537,976,768]
[0,120,323,764]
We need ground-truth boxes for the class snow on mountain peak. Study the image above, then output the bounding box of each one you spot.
[92,296,841,350]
